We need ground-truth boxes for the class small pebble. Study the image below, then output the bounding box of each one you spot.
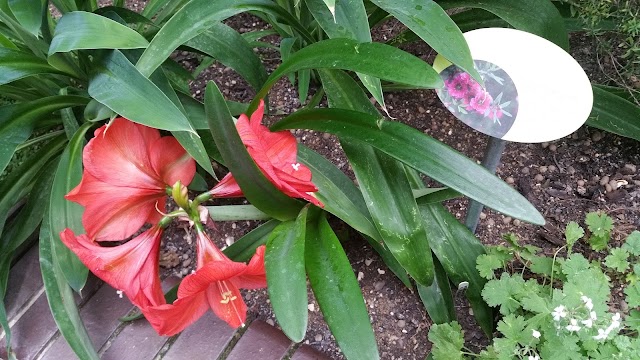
[577,179,585,186]
[182,258,192,267]
[315,334,323,342]
[599,175,610,186]
[377,268,386,275]
[521,167,530,175]
[397,320,406,328]
[539,166,548,173]
[506,176,515,184]
[308,303,315,312]
[513,219,521,226]
[479,212,487,220]
[486,218,495,226]
[548,165,556,172]
[266,319,275,326]
[503,217,512,224]
[357,271,364,281]
[418,106,426,113]
[541,142,549,148]
[592,131,604,142]
[549,144,557,152]
[609,180,620,190]
[605,184,613,192]
[374,281,386,291]
[365,258,373,266]
[623,163,637,174]
[534,174,544,182]
[567,166,576,175]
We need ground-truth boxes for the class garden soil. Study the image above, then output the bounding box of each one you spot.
[120,7,640,360]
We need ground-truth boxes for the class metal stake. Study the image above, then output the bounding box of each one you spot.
[465,136,507,233]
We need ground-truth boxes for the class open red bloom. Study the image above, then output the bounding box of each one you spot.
[210,100,322,207]
[65,118,196,241]
[143,230,266,335]
[60,226,165,309]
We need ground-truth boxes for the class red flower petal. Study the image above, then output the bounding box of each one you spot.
[143,292,209,336]
[232,245,267,290]
[176,261,247,298]
[205,280,247,328]
[149,137,196,187]
[84,118,163,190]
[209,173,243,198]
[66,172,163,241]
[59,227,165,308]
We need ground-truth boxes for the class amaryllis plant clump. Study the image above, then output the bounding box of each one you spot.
[60,101,320,333]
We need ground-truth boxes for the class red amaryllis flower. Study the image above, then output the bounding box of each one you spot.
[65,118,196,241]
[209,100,322,207]
[59,226,165,309]
[143,230,266,335]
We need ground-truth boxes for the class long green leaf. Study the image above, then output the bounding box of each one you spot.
[40,205,99,360]
[370,0,482,83]
[205,205,270,221]
[417,256,456,324]
[297,145,412,288]
[437,0,569,50]
[0,158,57,358]
[305,210,379,360]
[48,123,92,292]
[0,95,88,176]
[0,47,65,85]
[223,219,280,262]
[272,109,544,225]
[587,85,640,142]
[342,141,434,286]
[204,81,303,221]
[8,0,45,35]
[185,23,267,91]
[266,207,308,342]
[418,202,493,336]
[136,0,312,77]
[251,38,442,110]
[49,11,149,54]
[88,50,195,133]
[306,0,386,110]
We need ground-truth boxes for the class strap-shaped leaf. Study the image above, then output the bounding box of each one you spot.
[305,210,379,360]
[0,95,88,176]
[587,85,640,142]
[136,0,312,77]
[437,0,569,50]
[223,219,280,262]
[40,204,99,360]
[205,205,270,221]
[342,141,434,286]
[418,202,493,336]
[0,47,66,85]
[204,81,303,221]
[49,123,93,292]
[272,109,545,225]
[251,38,442,111]
[8,0,45,35]
[266,207,308,342]
[306,0,386,111]
[88,50,195,133]
[417,256,456,324]
[185,23,267,91]
[49,11,149,55]
[370,0,482,83]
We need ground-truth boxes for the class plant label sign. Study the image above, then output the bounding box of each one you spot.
[434,28,593,143]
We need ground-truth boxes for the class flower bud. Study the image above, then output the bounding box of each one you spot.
[172,181,190,210]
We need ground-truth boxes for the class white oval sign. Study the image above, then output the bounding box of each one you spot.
[434,28,593,143]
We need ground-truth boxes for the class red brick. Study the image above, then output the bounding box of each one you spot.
[291,345,333,360]
[100,318,169,360]
[162,312,236,360]
[3,245,43,321]
[0,293,57,360]
[225,320,292,360]
[40,283,135,359]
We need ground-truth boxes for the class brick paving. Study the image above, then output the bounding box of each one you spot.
[0,246,331,360]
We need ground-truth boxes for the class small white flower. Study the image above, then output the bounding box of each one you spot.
[594,328,607,340]
[612,312,621,322]
[590,311,598,321]
[552,305,567,321]
[566,318,581,332]
[581,295,594,310]
[528,355,540,360]
[532,329,541,339]
[582,318,593,328]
